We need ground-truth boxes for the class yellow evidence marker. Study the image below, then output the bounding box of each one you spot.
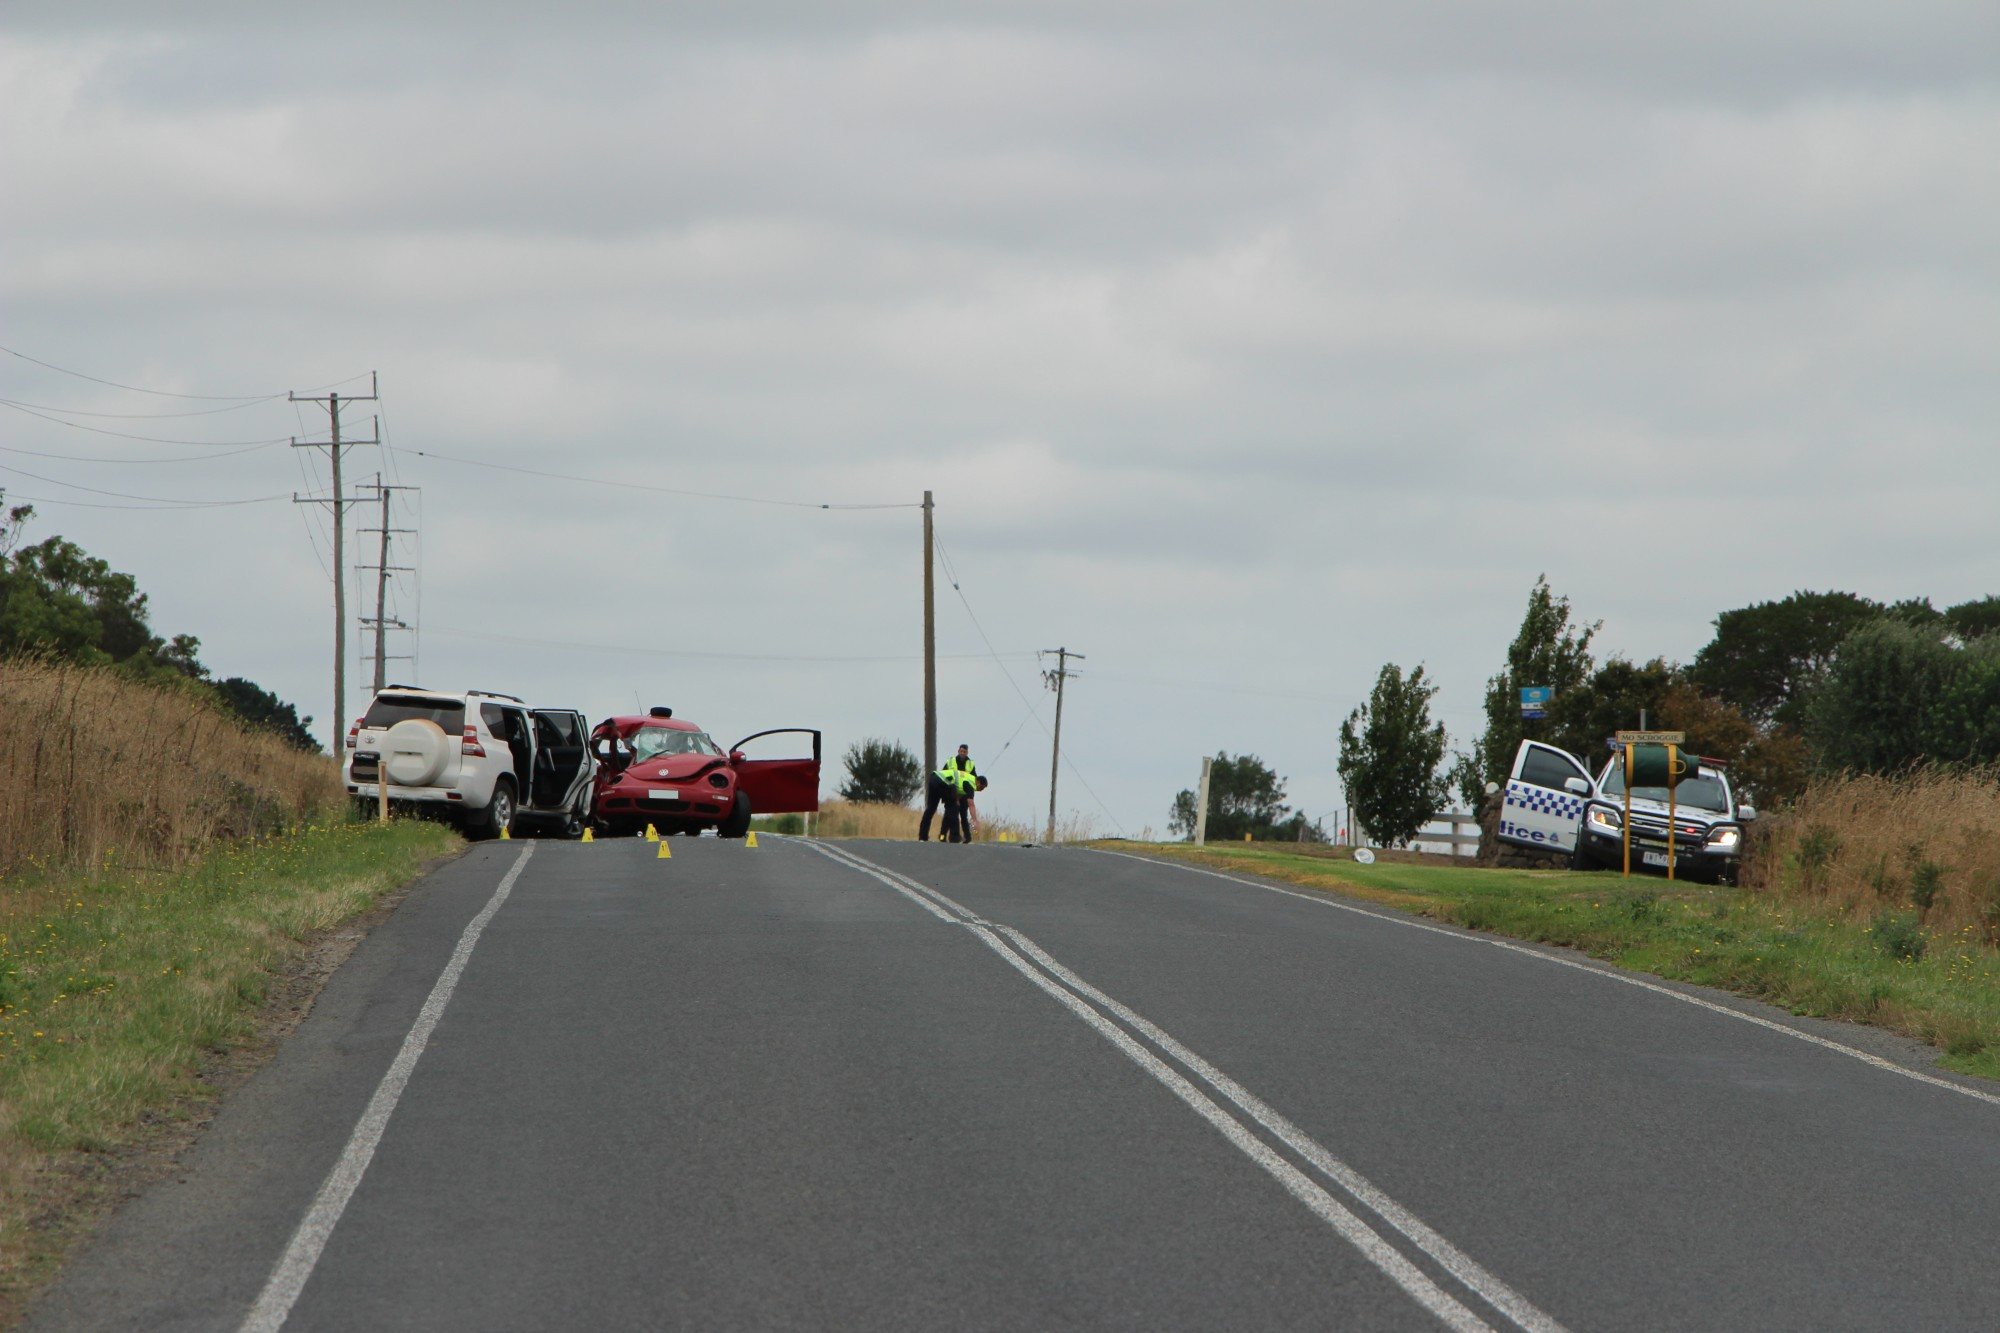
[657,839,672,859]
[645,824,660,842]
[500,825,511,840]
[745,831,759,849]
[581,827,594,843]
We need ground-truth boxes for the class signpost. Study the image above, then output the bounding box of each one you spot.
[1519,686,1551,720]
[1612,730,1690,879]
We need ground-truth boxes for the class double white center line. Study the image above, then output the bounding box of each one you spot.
[803,840,1568,1333]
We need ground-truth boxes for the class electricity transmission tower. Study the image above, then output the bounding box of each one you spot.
[1040,647,1084,843]
[356,473,419,697]
[291,375,378,752]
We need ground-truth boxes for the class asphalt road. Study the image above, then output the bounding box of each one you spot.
[28,836,2000,1331]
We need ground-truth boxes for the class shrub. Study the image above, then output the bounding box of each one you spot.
[1871,910,1927,963]
[1796,825,1842,893]
[838,739,923,806]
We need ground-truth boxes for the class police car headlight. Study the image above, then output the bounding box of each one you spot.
[1585,806,1621,832]
[1706,826,1741,850]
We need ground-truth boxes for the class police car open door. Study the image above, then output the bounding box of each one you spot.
[1498,739,1594,854]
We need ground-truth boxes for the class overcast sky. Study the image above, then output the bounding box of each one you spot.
[4,2,1996,838]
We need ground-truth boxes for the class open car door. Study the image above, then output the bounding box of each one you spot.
[1496,739,1594,854]
[731,729,822,814]
[530,709,590,811]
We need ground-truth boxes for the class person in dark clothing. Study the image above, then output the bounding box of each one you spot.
[919,744,980,841]
[918,765,960,841]
[950,774,988,843]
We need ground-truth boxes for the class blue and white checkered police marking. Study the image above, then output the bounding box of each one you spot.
[1503,780,1585,823]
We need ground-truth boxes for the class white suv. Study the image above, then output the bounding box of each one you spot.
[345,687,594,839]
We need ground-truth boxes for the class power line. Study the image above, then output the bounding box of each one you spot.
[933,528,1124,837]
[0,462,290,505]
[427,624,1033,664]
[0,440,284,464]
[0,344,369,401]
[0,395,283,420]
[404,448,921,510]
[0,400,295,444]
[0,490,289,511]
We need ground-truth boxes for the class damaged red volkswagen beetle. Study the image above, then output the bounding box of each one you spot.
[588,707,821,838]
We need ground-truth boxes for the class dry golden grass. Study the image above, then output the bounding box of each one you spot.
[807,800,1097,843]
[1745,767,2000,935]
[0,657,342,888]
[808,799,920,838]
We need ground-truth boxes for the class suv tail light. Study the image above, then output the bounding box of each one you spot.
[346,721,360,749]
[461,727,486,758]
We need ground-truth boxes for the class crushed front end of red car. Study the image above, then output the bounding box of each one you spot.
[588,710,820,839]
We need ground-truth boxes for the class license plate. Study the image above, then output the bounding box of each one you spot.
[647,789,680,801]
[1642,851,1671,867]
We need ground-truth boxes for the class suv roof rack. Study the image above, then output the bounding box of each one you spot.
[382,683,427,692]
[467,689,526,703]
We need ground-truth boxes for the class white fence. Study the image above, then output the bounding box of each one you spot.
[1349,811,1481,857]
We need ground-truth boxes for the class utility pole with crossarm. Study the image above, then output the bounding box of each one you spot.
[1041,647,1084,843]
[357,472,418,698]
[291,375,378,753]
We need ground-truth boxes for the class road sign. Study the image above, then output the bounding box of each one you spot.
[1519,686,1551,719]
[1615,730,1685,745]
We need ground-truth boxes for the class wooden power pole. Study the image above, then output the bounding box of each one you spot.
[923,490,936,777]
[291,374,378,753]
[1042,646,1083,843]
[357,474,417,697]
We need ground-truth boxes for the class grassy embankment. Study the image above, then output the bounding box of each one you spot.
[1103,768,2000,1083]
[0,658,458,1320]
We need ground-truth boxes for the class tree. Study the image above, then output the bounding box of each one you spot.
[1944,596,2000,642]
[1689,591,1883,729]
[1470,576,1599,793]
[0,534,156,664]
[1541,656,1677,764]
[1339,663,1450,849]
[838,738,923,805]
[1805,619,1956,774]
[1922,635,2000,764]
[1168,752,1302,841]
[214,677,319,752]
[0,496,31,557]
[0,502,319,750]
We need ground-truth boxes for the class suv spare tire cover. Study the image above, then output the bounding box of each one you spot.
[383,718,452,786]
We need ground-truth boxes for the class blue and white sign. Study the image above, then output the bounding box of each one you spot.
[1519,686,1552,719]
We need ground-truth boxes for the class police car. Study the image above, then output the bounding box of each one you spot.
[1495,739,1756,884]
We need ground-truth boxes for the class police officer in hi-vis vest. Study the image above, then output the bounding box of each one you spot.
[919,744,979,842]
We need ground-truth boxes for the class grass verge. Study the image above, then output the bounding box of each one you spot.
[1102,840,2000,1085]
[0,816,461,1325]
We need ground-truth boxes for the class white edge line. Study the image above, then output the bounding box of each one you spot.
[239,844,537,1333]
[1090,848,2000,1110]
